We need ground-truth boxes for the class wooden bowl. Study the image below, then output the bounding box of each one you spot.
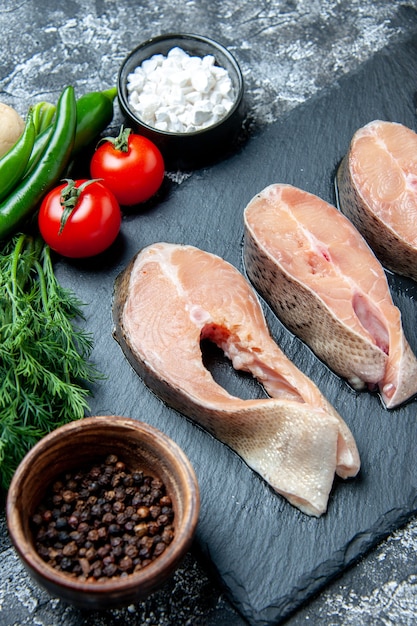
[6,415,200,609]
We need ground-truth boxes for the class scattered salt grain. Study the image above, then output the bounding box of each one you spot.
[126,46,236,133]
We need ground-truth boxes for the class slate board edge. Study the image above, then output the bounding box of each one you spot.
[197,478,417,626]
[272,505,417,626]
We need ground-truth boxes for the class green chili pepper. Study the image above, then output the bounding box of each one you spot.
[31,101,56,134]
[24,87,117,176]
[0,85,77,241]
[0,110,35,203]
[72,86,117,154]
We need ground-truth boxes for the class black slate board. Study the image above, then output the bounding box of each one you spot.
[55,33,417,626]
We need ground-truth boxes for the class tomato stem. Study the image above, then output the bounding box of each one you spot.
[97,125,131,153]
[59,178,100,234]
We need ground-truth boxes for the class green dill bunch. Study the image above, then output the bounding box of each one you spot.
[0,234,102,490]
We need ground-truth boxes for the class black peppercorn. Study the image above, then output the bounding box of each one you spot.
[57,530,70,544]
[102,512,115,525]
[90,504,102,517]
[60,557,73,571]
[103,563,118,577]
[108,523,121,536]
[153,542,166,557]
[31,454,175,581]
[55,517,68,530]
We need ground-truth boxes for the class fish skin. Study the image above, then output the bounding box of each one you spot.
[112,242,360,517]
[244,236,387,390]
[243,183,417,409]
[336,120,417,282]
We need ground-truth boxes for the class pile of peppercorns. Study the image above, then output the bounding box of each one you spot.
[31,454,175,581]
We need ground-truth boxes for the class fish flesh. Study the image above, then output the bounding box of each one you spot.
[336,119,417,281]
[243,183,417,409]
[112,242,360,517]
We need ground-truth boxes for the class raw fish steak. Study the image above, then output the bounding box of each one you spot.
[112,242,360,517]
[336,119,417,281]
[243,183,417,409]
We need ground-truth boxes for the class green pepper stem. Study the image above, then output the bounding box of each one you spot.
[102,87,118,101]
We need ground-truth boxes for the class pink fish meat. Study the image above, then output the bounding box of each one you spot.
[243,183,417,408]
[112,242,360,517]
[337,119,417,281]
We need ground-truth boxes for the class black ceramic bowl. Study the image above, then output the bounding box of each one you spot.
[6,415,200,610]
[118,33,245,170]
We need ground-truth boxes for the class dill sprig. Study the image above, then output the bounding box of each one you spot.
[0,233,102,490]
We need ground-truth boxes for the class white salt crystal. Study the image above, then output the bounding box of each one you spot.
[167,46,187,58]
[192,109,212,126]
[201,54,216,68]
[137,93,161,118]
[185,90,202,105]
[213,103,227,118]
[141,57,159,75]
[126,46,236,133]
[209,91,223,105]
[170,70,191,87]
[191,69,215,94]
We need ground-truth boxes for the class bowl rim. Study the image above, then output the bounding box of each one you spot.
[117,31,245,138]
[6,415,200,596]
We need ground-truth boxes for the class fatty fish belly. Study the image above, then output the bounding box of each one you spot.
[112,242,360,517]
[336,120,417,281]
[243,183,417,409]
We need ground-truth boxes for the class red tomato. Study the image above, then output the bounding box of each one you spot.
[38,179,121,258]
[90,131,165,206]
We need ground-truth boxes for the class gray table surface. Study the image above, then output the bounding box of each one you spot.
[1,1,417,624]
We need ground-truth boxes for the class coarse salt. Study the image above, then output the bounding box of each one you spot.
[126,46,236,133]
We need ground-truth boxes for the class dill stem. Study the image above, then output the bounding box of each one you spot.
[10,233,27,323]
[34,258,48,314]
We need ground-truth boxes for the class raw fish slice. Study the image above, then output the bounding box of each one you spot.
[113,242,360,517]
[243,183,417,409]
[336,119,417,281]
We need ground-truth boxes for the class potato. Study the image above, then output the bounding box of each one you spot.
[0,102,25,158]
